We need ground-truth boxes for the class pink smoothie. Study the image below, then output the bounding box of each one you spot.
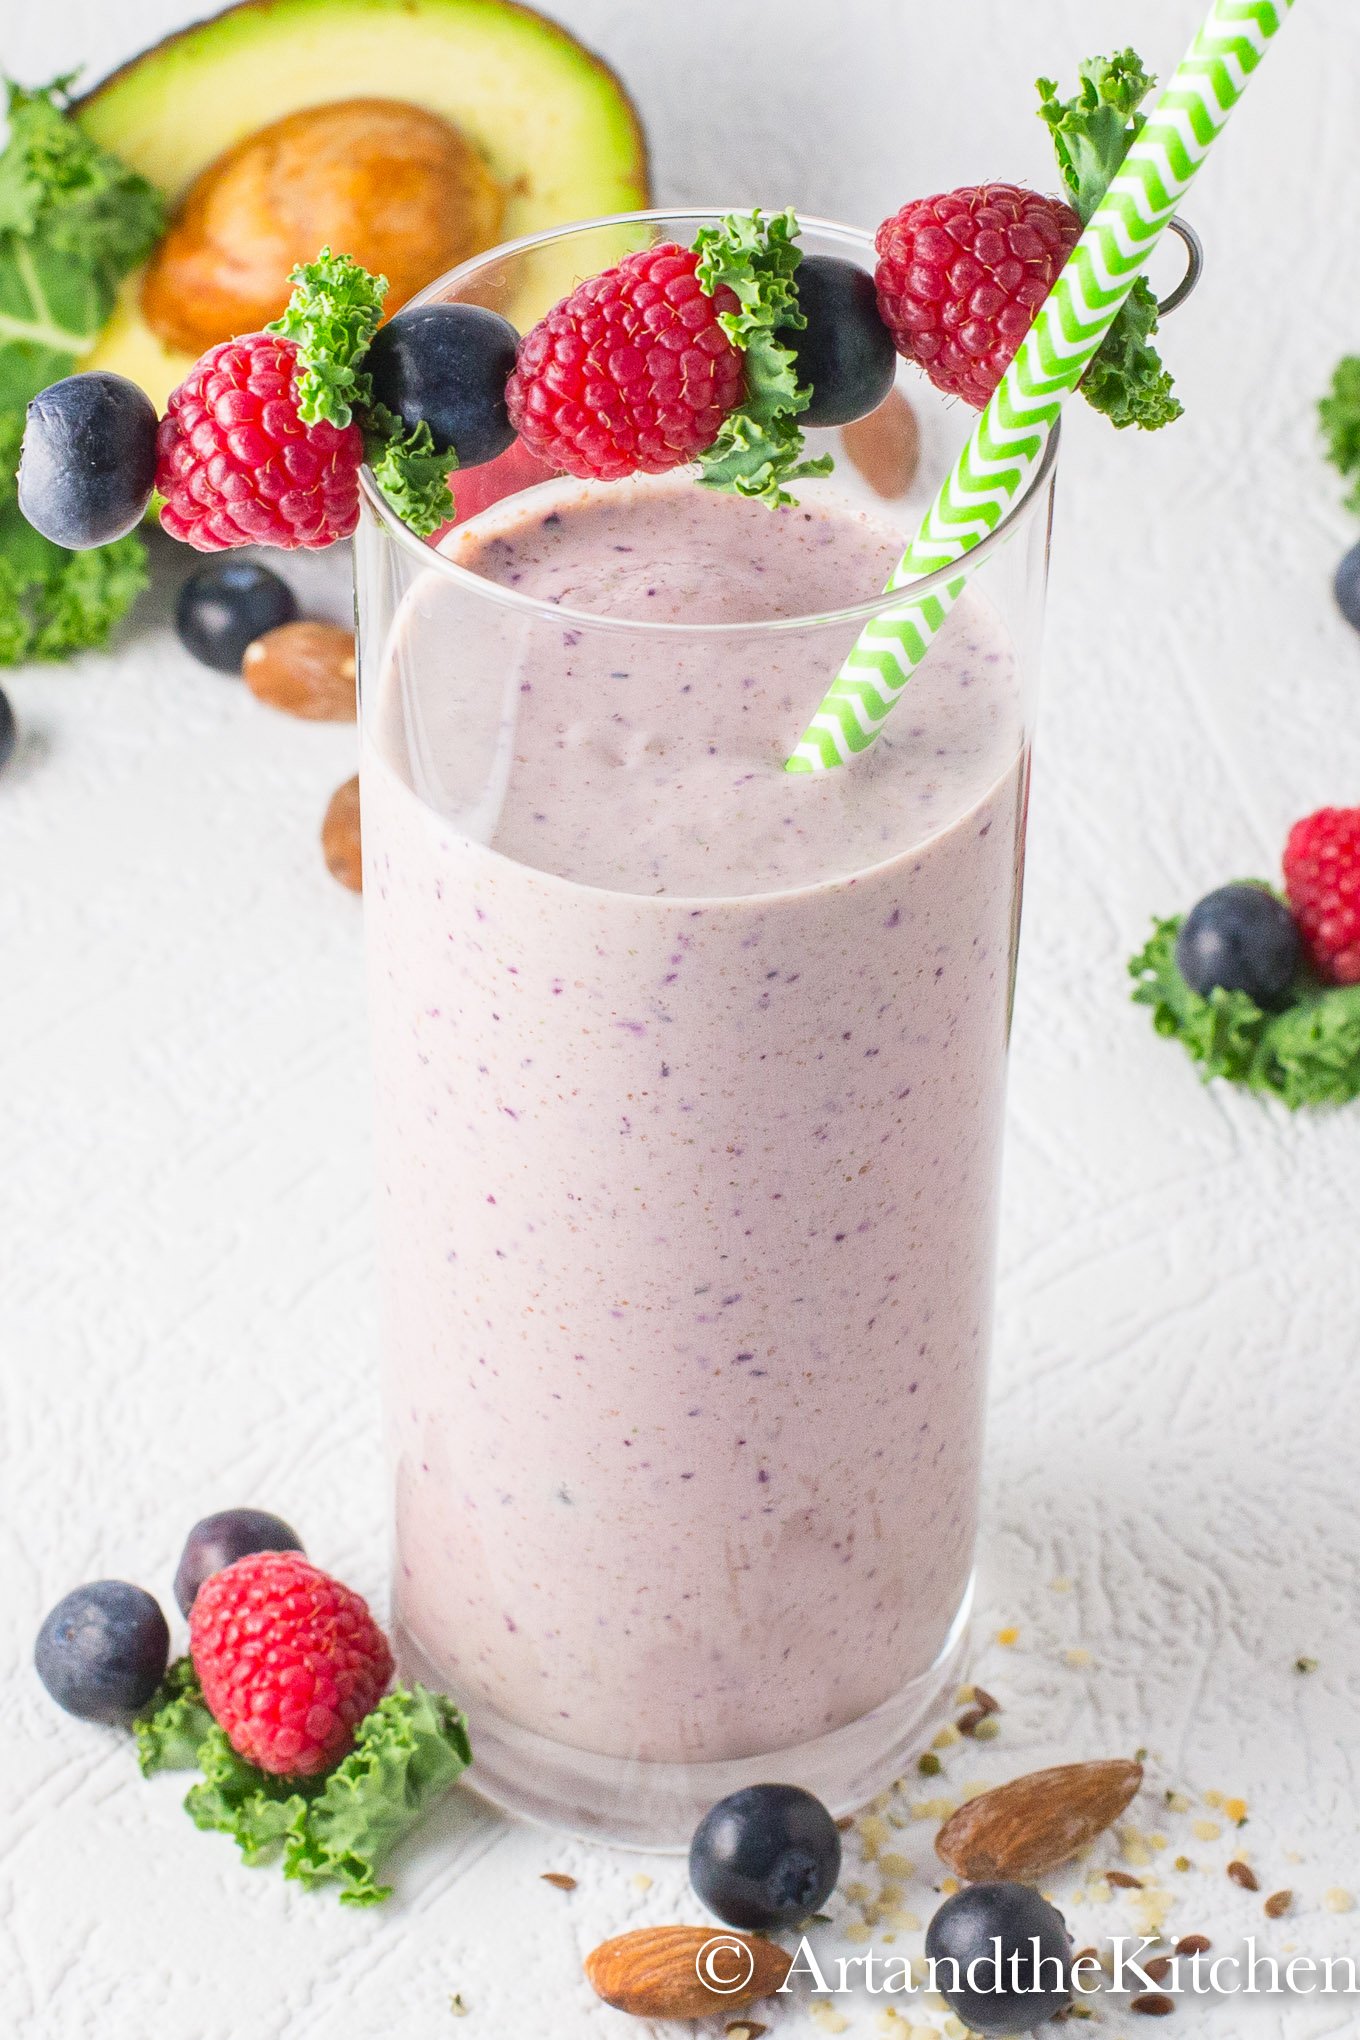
[362,476,1027,1769]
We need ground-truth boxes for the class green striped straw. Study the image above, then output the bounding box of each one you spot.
[787,0,1295,774]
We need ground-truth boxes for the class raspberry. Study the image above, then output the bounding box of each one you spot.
[188,1552,393,1776]
[1283,806,1360,985]
[874,185,1081,409]
[155,334,364,552]
[504,243,746,482]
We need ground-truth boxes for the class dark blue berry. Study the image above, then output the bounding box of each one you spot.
[174,1507,304,1615]
[366,304,520,468]
[777,256,897,428]
[0,688,14,774]
[175,560,299,673]
[35,1581,170,1724]
[1175,882,1301,1010]
[925,1882,1072,2034]
[1335,539,1360,633]
[689,1782,841,1930]
[18,372,158,550]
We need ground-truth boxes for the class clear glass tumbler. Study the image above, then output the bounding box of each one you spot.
[356,211,1056,1847]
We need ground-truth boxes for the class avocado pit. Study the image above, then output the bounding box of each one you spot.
[141,97,505,354]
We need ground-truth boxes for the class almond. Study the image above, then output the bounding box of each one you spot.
[935,1758,1142,1881]
[842,388,920,498]
[322,775,362,892]
[583,1925,792,2020]
[243,621,357,721]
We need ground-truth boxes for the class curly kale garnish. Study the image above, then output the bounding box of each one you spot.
[1319,356,1360,516]
[693,208,832,508]
[267,249,455,536]
[1037,52,1183,432]
[0,77,164,661]
[1130,909,1360,1108]
[134,1659,472,1905]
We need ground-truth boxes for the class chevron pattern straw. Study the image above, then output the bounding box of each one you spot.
[787,0,1295,773]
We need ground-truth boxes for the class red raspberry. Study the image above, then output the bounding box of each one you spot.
[504,243,746,482]
[874,185,1081,409]
[155,334,364,552]
[189,1552,393,1776]
[1283,806,1360,985]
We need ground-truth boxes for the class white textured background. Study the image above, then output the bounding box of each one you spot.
[5,2,1360,2035]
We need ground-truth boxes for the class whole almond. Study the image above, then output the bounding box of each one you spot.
[243,621,357,721]
[842,388,920,499]
[935,1759,1143,1882]
[322,775,362,892]
[583,1925,792,2020]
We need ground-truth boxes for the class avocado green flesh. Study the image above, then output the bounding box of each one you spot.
[73,0,650,406]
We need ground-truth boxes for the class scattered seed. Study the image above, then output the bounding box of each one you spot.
[631,1872,653,1893]
[1324,1888,1355,1913]
[1108,1871,1143,1890]
[972,1717,1001,1741]
[322,774,362,892]
[1129,1992,1176,2016]
[918,1751,941,1776]
[1175,1933,1211,1956]
[1264,1890,1292,1919]
[995,1626,1019,1647]
[841,389,920,498]
[1073,1946,1099,1963]
[449,1994,469,2017]
[971,1686,1001,1715]
[1227,1861,1259,1892]
[1294,1656,1318,1674]
[957,1707,987,1737]
[835,1815,855,1832]
[1173,1856,1192,1873]
[1191,1819,1221,1842]
[1223,1797,1248,1826]
[1144,1956,1172,1984]
[540,1872,577,1891]
[243,620,357,721]
[725,2024,768,2040]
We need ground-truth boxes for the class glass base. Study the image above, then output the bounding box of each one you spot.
[396,1577,973,1852]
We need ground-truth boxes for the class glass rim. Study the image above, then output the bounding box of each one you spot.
[357,207,1062,640]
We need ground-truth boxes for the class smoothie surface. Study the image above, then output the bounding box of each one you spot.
[375,475,1023,898]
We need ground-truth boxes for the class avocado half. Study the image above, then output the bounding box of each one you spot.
[74,0,651,409]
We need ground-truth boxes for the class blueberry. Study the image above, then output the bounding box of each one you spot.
[173,1507,304,1616]
[776,256,897,429]
[175,560,299,673]
[1175,882,1301,1009]
[35,1581,170,1724]
[689,1782,841,1930]
[18,372,158,550]
[925,1882,1073,2035]
[366,304,520,468]
[0,688,14,774]
[1335,539,1360,633]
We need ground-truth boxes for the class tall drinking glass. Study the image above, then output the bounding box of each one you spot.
[356,212,1056,1847]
